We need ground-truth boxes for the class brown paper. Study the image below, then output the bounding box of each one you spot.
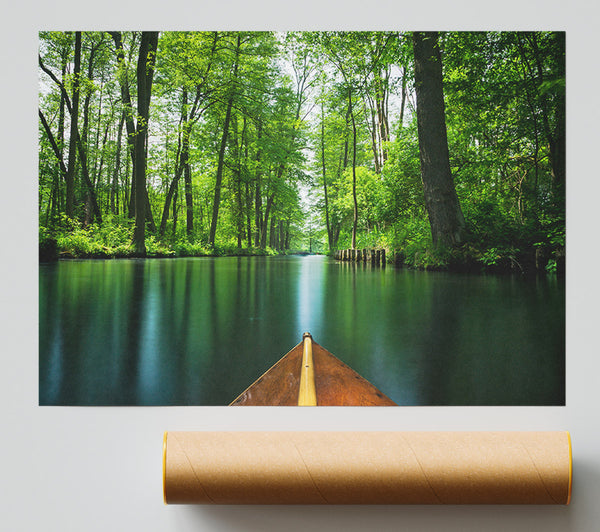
[163,431,572,505]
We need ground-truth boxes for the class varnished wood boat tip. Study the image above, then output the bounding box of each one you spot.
[298,333,317,406]
[230,333,396,407]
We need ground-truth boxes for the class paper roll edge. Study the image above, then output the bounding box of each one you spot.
[163,431,168,505]
[567,431,572,505]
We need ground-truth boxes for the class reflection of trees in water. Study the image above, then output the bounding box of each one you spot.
[122,260,145,404]
[39,259,565,406]
[39,264,62,404]
[418,278,461,406]
[416,275,565,406]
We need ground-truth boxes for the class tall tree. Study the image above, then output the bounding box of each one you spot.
[316,32,366,249]
[156,31,219,239]
[516,31,565,195]
[109,32,138,217]
[412,31,465,247]
[319,97,333,250]
[64,32,82,219]
[132,32,159,255]
[208,33,241,247]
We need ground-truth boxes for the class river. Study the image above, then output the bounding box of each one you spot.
[39,255,565,406]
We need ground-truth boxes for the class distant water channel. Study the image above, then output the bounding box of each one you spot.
[39,255,565,406]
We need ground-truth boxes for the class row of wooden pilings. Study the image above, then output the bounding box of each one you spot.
[334,248,386,267]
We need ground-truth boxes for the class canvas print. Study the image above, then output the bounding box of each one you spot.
[38,31,565,406]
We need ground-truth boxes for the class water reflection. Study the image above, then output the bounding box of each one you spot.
[297,255,326,335]
[39,257,565,406]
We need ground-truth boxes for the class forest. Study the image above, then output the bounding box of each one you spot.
[38,31,565,273]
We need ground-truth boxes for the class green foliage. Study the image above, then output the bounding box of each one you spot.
[47,216,133,258]
[42,216,280,259]
[38,31,565,273]
[479,247,502,266]
[172,240,210,257]
[463,199,520,247]
[545,259,557,273]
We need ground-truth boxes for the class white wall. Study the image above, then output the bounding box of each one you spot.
[3,1,599,530]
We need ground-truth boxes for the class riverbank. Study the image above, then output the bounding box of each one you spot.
[390,243,565,275]
[39,229,564,276]
[331,242,564,276]
[38,233,316,262]
[39,237,286,262]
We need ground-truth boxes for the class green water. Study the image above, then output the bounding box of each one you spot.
[39,255,565,406]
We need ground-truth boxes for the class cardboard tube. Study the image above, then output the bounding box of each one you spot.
[163,431,572,505]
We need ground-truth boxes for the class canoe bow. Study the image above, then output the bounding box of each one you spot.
[230,332,396,406]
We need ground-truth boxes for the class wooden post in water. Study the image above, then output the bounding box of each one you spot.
[381,249,386,267]
[375,250,381,266]
[370,249,376,265]
[356,249,361,262]
[394,251,404,266]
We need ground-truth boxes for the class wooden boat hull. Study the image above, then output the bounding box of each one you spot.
[230,333,396,406]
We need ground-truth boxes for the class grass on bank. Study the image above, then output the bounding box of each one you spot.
[40,209,564,275]
[39,217,278,260]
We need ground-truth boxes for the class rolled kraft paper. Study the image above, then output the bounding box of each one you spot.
[163,431,572,505]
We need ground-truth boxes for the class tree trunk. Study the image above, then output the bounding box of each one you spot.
[235,115,247,249]
[65,32,82,219]
[111,112,125,214]
[529,32,565,194]
[254,122,263,247]
[269,217,277,249]
[412,31,465,247]
[123,145,130,215]
[88,119,110,224]
[74,130,102,223]
[246,180,252,248]
[132,31,159,256]
[81,44,95,226]
[245,134,252,248]
[160,90,187,236]
[56,49,68,215]
[208,95,234,247]
[172,90,193,239]
[231,112,245,249]
[321,101,332,251]
[376,68,390,163]
[365,94,380,173]
[348,86,358,250]
[261,194,274,249]
[342,104,350,170]
[209,35,240,247]
[285,220,291,250]
[172,186,179,237]
[399,66,407,128]
[109,31,138,219]
[160,156,185,236]
[39,110,68,178]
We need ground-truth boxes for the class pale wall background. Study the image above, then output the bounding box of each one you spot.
[2,1,599,530]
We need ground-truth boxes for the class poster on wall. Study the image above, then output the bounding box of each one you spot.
[38,30,565,407]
